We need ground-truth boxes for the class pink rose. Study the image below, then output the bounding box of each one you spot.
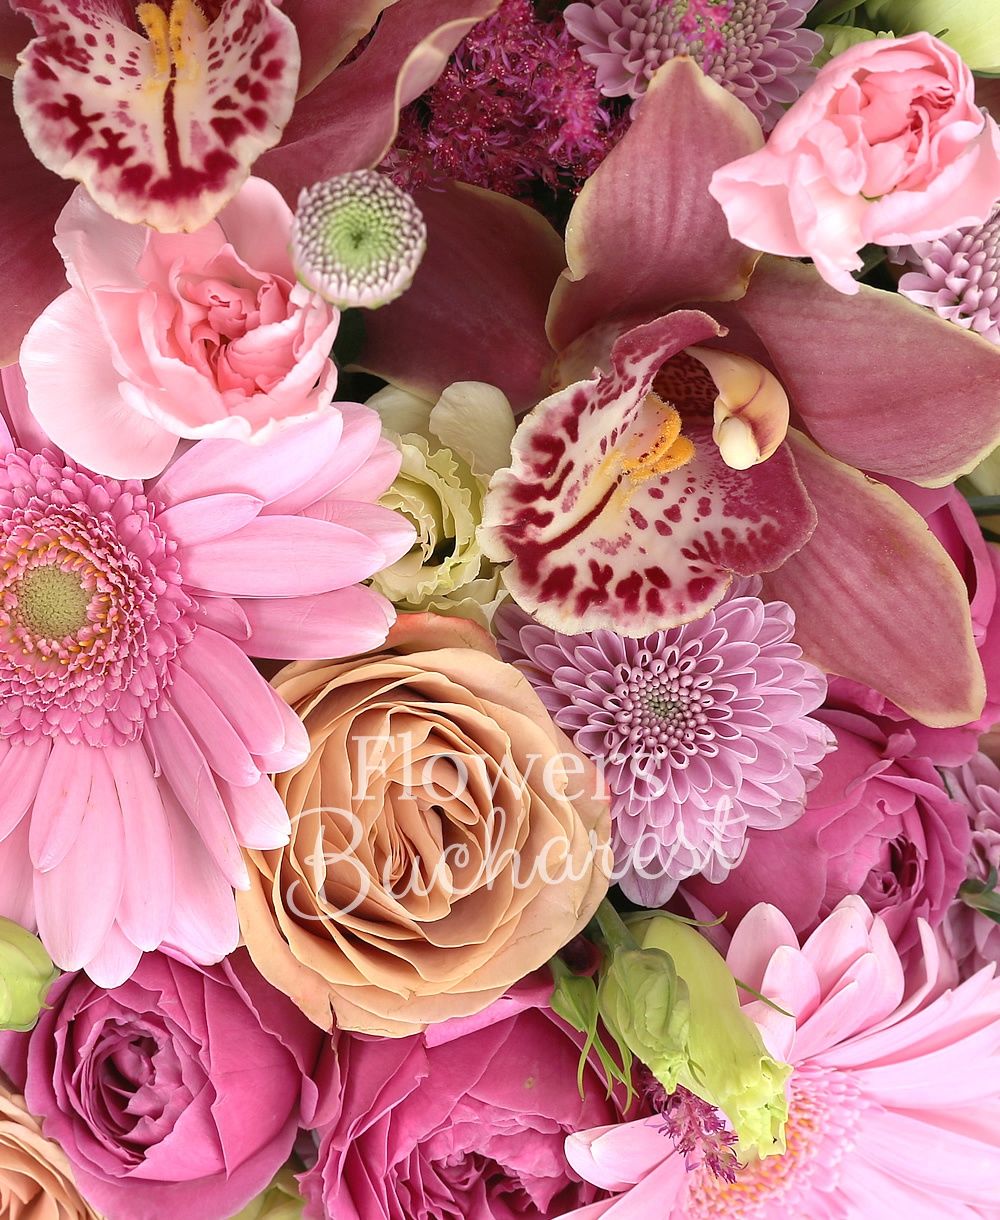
[942,752,1000,977]
[683,694,971,955]
[20,178,340,479]
[0,951,322,1220]
[300,975,623,1219]
[831,480,1000,766]
[710,33,1000,293]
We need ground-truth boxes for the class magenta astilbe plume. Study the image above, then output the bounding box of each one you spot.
[495,586,832,905]
[0,371,412,986]
[563,0,823,129]
[383,0,622,198]
[897,204,1000,344]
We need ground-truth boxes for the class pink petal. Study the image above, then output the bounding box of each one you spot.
[301,500,415,568]
[1,365,50,454]
[356,181,564,413]
[28,737,92,871]
[34,752,125,971]
[858,1110,1000,1204]
[156,494,266,547]
[565,1121,672,1191]
[548,58,763,353]
[0,80,71,366]
[726,904,799,993]
[216,175,296,280]
[736,258,1000,486]
[143,711,248,889]
[81,922,142,989]
[179,628,287,755]
[150,411,344,508]
[219,775,291,850]
[239,584,396,660]
[160,796,240,964]
[256,0,499,198]
[254,684,310,773]
[107,741,175,951]
[169,664,261,787]
[761,430,987,728]
[12,0,300,232]
[178,515,392,596]
[19,287,179,478]
[481,314,815,634]
[0,819,35,930]
[0,740,51,841]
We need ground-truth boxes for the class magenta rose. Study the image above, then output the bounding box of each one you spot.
[831,480,1000,767]
[300,975,622,1219]
[942,752,1000,978]
[710,33,1000,293]
[683,698,971,955]
[20,178,340,480]
[0,950,322,1220]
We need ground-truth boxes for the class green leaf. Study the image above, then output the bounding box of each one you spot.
[959,872,1000,925]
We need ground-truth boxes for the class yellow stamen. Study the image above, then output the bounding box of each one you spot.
[136,0,207,81]
[621,393,696,483]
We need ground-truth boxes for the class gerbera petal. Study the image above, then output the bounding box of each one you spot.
[357,181,565,413]
[169,664,261,787]
[219,774,292,851]
[160,795,240,964]
[34,752,125,971]
[11,0,300,232]
[761,431,986,728]
[0,80,72,366]
[857,1109,1000,1204]
[239,585,397,660]
[547,58,763,352]
[20,288,179,479]
[108,741,175,951]
[736,257,1000,486]
[0,740,51,841]
[256,0,499,199]
[27,738,92,871]
[155,494,265,546]
[482,314,815,634]
[81,922,143,990]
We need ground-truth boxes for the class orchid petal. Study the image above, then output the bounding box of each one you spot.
[256,0,499,198]
[0,81,71,366]
[12,0,300,232]
[282,0,400,99]
[687,346,790,469]
[0,8,31,78]
[357,181,565,412]
[736,258,1000,486]
[761,430,986,728]
[481,314,816,635]
[546,58,763,353]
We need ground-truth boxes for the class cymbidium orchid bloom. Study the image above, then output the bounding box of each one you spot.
[0,0,499,361]
[356,57,1000,729]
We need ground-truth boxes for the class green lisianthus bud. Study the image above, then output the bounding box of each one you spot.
[233,1168,304,1220]
[368,382,516,627]
[627,915,791,1160]
[865,0,1000,71]
[597,947,690,1089]
[0,918,58,1032]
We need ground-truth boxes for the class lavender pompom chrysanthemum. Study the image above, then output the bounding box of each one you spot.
[495,585,833,906]
[563,0,823,130]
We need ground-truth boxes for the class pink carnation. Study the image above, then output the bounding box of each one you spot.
[0,366,412,985]
[20,179,341,480]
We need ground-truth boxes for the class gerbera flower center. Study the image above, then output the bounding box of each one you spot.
[0,450,195,748]
[685,1067,864,1216]
[15,564,92,640]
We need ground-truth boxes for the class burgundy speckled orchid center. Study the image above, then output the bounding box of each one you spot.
[0,450,194,749]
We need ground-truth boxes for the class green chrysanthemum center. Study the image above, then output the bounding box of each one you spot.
[16,564,91,639]
[291,170,427,309]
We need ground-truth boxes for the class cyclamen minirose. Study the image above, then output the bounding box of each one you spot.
[0,950,323,1220]
[20,178,340,479]
[709,33,1000,293]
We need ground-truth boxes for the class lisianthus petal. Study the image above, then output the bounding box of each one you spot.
[282,0,399,98]
[358,181,564,413]
[179,515,391,596]
[34,754,125,971]
[109,743,175,951]
[737,257,1000,486]
[482,314,815,634]
[761,431,986,728]
[20,288,179,479]
[0,80,71,366]
[11,0,300,232]
[547,58,763,353]
[257,0,499,199]
[239,586,397,660]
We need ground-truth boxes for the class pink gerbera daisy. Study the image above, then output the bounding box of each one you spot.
[563,896,1000,1219]
[0,368,413,986]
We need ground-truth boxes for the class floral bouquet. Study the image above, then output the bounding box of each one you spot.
[0,0,999,1217]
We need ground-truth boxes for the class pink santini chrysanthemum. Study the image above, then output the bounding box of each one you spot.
[495,586,831,904]
[0,369,413,986]
[563,0,822,129]
[564,896,1000,1219]
[897,204,1000,345]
